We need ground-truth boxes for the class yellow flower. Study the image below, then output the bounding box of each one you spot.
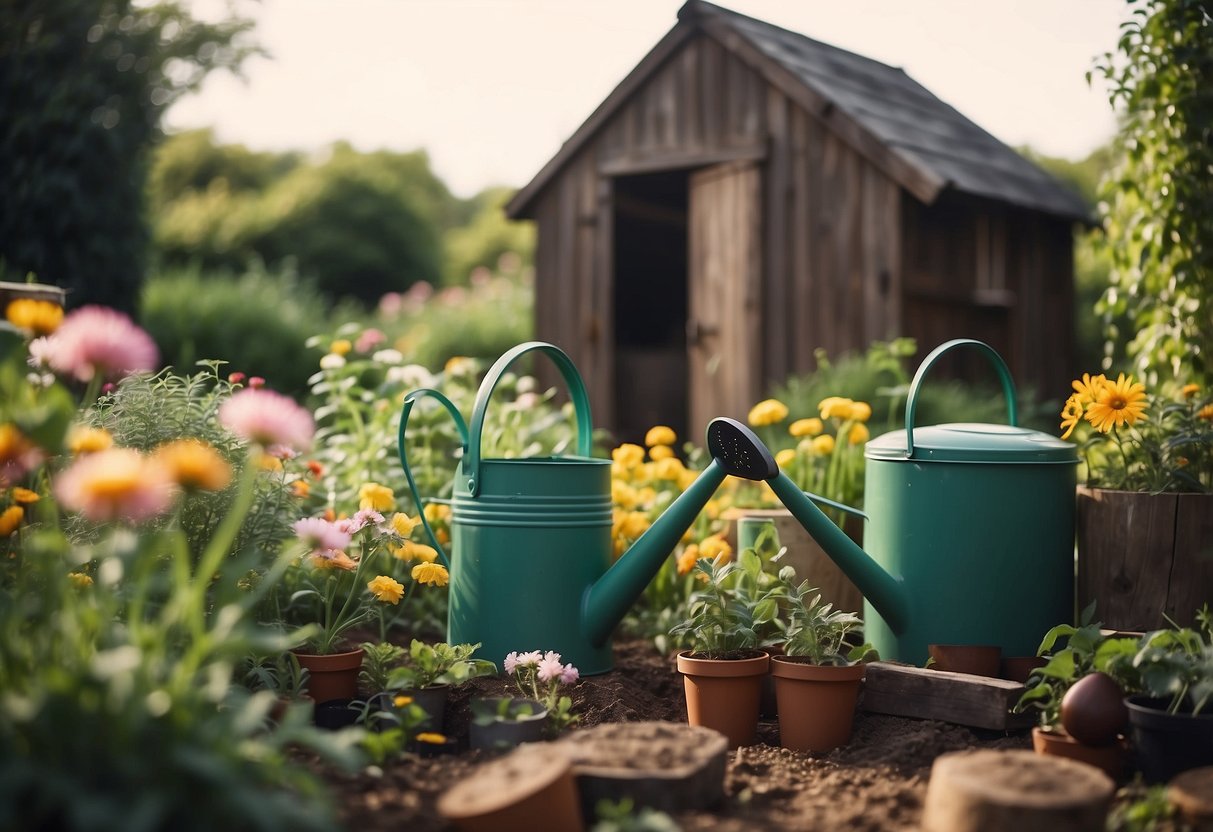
[699,533,732,564]
[1183,384,1200,398]
[651,457,685,481]
[1071,373,1107,405]
[257,453,283,472]
[68,571,93,587]
[368,575,405,604]
[415,732,448,744]
[393,695,414,708]
[412,562,450,586]
[775,448,797,468]
[290,479,310,498]
[1199,404,1213,421]
[621,511,650,539]
[11,487,39,504]
[648,444,674,461]
[153,439,233,492]
[848,401,873,423]
[312,550,358,571]
[848,423,870,445]
[1085,373,1147,433]
[747,399,788,427]
[818,397,855,420]
[678,469,697,490]
[444,356,475,375]
[392,539,440,563]
[611,443,645,469]
[0,506,23,536]
[676,544,700,576]
[390,512,422,538]
[790,418,823,438]
[5,298,63,336]
[358,482,395,511]
[67,425,113,455]
[423,502,450,523]
[811,434,835,455]
[329,339,352,356]
[612,480,638,510]
[1059,394,1084,440]
[644,425,676,447]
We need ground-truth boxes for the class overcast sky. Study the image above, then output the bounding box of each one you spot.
[167,0,1128,198]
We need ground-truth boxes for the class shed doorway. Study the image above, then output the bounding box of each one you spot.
[611,170,690,445]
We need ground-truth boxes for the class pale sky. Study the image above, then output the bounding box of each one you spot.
[167,0,1128,198]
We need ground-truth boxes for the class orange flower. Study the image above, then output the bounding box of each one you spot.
[5,298,63,336]
[312,550,357,571]
[153,439,232,492]
[11,487,39,504]
[0,506,23,536]
[676,544,700,576]
[291,479,310,498]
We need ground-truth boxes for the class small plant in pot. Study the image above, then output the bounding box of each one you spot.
[769,575,874,752]
[383,639,497,732]
[1015,604,1138,779]
[241,652,313,724]
[669,556,772,748]
[470,650,581,749]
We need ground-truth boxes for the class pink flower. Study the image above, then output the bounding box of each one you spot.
[266,444,298,461]
[293,517,352,553]
[515,650,542,669]
[537,656,566,684]
[54,448,176,522]
[544,650,562,664]
[559,664,580,685]
[378,292,403,318]
[355,328,386,353]
[503,652,519,674]
[42,306,159,382]
[346,508,384,534]
[219,388,315,451]
[248,376,266,389]
[228,372,246,385]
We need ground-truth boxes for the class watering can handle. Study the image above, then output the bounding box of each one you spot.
[397,388,468,567]
[904,338,1018,459]
[464,341,593,496]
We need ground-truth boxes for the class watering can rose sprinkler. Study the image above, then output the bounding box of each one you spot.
[397,342,783,675]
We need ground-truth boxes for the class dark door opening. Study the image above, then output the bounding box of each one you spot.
[611,170,690,446]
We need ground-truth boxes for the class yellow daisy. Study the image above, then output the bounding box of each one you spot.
[1059,394,1084,440]
[411,562,450,586]
[1071,373,1107,406]
[748,399,789,427]
[789,418,823,438]
[368,575,405,604]
[1084,373,1147,433]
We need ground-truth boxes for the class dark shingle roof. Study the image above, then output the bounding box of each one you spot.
[508,0,1090,222]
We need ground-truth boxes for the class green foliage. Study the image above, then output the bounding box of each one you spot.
[384,640,495,691]
[470,697,540,725]
[148,128,298,214]
[1106,783,1179,832]
[1093,0,1213,386]
[140,263,337,396]
[442,187,535,285]
[592,799,681,832]
[241,652,310,699]
[669,557,764,658]
[1104,606,1213,715]
[0,0,260,313]
[780,577,873,666]
[358,641,408,694]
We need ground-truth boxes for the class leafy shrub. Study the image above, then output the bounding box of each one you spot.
[140,263,348,396]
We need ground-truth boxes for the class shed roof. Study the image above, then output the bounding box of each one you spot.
[508,0,1090,222]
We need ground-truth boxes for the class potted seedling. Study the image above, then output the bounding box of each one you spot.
[384,639,496,732]
[769,575,875,752]
[470,649,580,749]
[669,555,773,748]
[241,652,312,724]
[1015,605,1137,779]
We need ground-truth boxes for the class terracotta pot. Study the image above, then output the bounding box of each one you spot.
[437,744,584,832]
[927,644,1001,677]
[1000,655,1047,683]
[771,657,865,752]
[676,650,769,748]
[292,647,364,704]
[1031,726,1126,781]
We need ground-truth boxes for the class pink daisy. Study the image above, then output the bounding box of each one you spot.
[42,306,159,382]
[293,517,352,553]
[218,388,315,451]
[54,448,176,522]
[559,664,580,685]
[503,652,520,674]
[537,656,566,684]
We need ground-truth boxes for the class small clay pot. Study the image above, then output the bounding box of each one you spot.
[437,744,584,832]
[771,657,865,752]
[1031,726,1127,781]
[1000,655,1047,683]
[927,644,1002,678]
[292,647,365,704]
[677,650,769,748]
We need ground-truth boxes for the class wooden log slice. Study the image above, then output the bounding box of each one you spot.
[1169,767,1213,830]
[922,749,1115,832]
[558,720,728,814]
[436,743,583,832]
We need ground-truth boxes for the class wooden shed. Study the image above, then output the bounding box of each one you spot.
[507,0,1089,444]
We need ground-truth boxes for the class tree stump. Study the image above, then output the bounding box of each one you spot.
[922,749,1115,832]
[1169,767,1213,831]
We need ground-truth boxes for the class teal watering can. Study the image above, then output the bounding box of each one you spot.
[761,339,1079,665]
[398,342,779,675]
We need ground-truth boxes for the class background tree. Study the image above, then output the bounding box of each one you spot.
[0,0,259,312]
[1093,0,1213,385]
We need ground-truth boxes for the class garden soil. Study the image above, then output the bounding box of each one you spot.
[322,639,1033,830]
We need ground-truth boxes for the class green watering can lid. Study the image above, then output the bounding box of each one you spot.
[865,423,1078,464]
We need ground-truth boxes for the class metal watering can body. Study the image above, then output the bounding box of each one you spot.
[399,342,738,675]
[770,339,1078,665]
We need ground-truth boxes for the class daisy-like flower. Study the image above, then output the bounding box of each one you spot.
[358,482,394,511]
[644,425,676,447]
[368,575,405,604]
[41,305,158,381]
[513,651,543,669]
[54,448,176,522]
[536,655,566,683]
[5,298,64,336]
[1071,372,1107,405]
[790,418,823,438]
[66,425,113,455]
[290,480,310,498]
[389,512,422,537]
[411,561,449,586]
[1182,384,1200,398]
[342,508,385,534]
[153,439,232,492]
[559,664,580,685]
[219,388,315,452]
[1059,394,1084,440]
[293,517,353,553]
[1085,373,1147,433]
[748,398,789,426]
